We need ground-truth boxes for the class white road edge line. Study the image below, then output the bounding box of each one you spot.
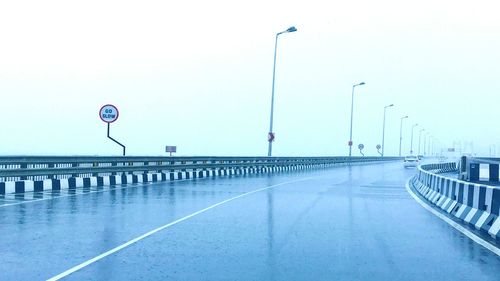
[405,177,500,257]
[46,176,317,281]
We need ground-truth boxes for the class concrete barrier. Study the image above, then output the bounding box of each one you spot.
[410,162,500,239]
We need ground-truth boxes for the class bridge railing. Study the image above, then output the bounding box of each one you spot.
[458,156,500,182]
[0,156,401,182]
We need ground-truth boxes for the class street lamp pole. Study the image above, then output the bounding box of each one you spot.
[349,82,366,158]
[410,123,418,155]
[423,133,428,155]
[418,129,425,156]
[381,104,394,157]
[430,137,433,156]
[399,116,408,157]
[428,136,432,156]
[267,26,297,157]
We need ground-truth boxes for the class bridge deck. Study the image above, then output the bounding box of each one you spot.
[1,162,499,280]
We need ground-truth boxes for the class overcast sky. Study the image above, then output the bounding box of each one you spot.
[1,0,499,156]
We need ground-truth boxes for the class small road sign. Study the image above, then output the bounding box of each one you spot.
[268,132,275,142]
[358,143,365,156]
[166,146,177,156]
[166,146,177,153]
[99,104,119,123]
[100,104,125,155]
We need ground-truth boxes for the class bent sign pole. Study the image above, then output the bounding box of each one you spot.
[100,104,126,156]
[358,143,365,156]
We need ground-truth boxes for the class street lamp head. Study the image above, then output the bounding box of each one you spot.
[413,123,418,127]
[402,115,408,119]
[389,104,394,107]
[359,82,365,85]
[286,26,297,33]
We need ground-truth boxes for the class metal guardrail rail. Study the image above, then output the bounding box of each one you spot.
[458,156,500,182]
[0,156,401,182]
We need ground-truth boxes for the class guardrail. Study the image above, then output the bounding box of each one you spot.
[458,156,500,182]
[0,156,401,194]
[0,156,400,182]
[410,162,500,239]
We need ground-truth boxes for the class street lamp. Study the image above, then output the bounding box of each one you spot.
[423,132,428,155]
[410,123,418,155]
[429,136,434,157]
[418,129,425,156]
[349,82,366,157]
[267,26,297,157]
[399,116,408,157]
[381,104,394,157]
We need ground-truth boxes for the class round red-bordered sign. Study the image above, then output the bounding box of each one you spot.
[99,104,119,123]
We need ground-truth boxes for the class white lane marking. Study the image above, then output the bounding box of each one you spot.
[405,178,500,257]
[47,176,317,281]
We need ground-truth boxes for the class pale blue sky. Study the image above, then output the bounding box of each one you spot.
[0,0,499,156]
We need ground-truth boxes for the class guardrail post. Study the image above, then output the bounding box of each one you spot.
[192,160,197,179]
[170,160,174,180]
[71,163,78,178]
[143,161,149,180]
[157,161,162,174]
[92,162,98,177]
[111,162,117,176]
[20,163,27,180]
[469,163,480,181]
[460,156,467,173]
[48,163,55,179]
[489,164,499,182]
[128,161,133,175]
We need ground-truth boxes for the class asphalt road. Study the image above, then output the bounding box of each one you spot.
[1,162,499,280]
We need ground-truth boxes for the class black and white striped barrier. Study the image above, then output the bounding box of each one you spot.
[411,163,500,239]
[0,162,351,195]
[467,163,500,182]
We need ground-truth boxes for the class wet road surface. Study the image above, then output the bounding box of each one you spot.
[1,162,500,280]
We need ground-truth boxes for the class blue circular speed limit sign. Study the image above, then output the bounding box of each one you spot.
[99,104,119,123]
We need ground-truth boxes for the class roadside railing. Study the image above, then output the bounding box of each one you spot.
[458,156,500,182]
[0,156,401,182]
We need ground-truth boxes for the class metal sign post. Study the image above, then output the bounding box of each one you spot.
[99,104,126,156]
